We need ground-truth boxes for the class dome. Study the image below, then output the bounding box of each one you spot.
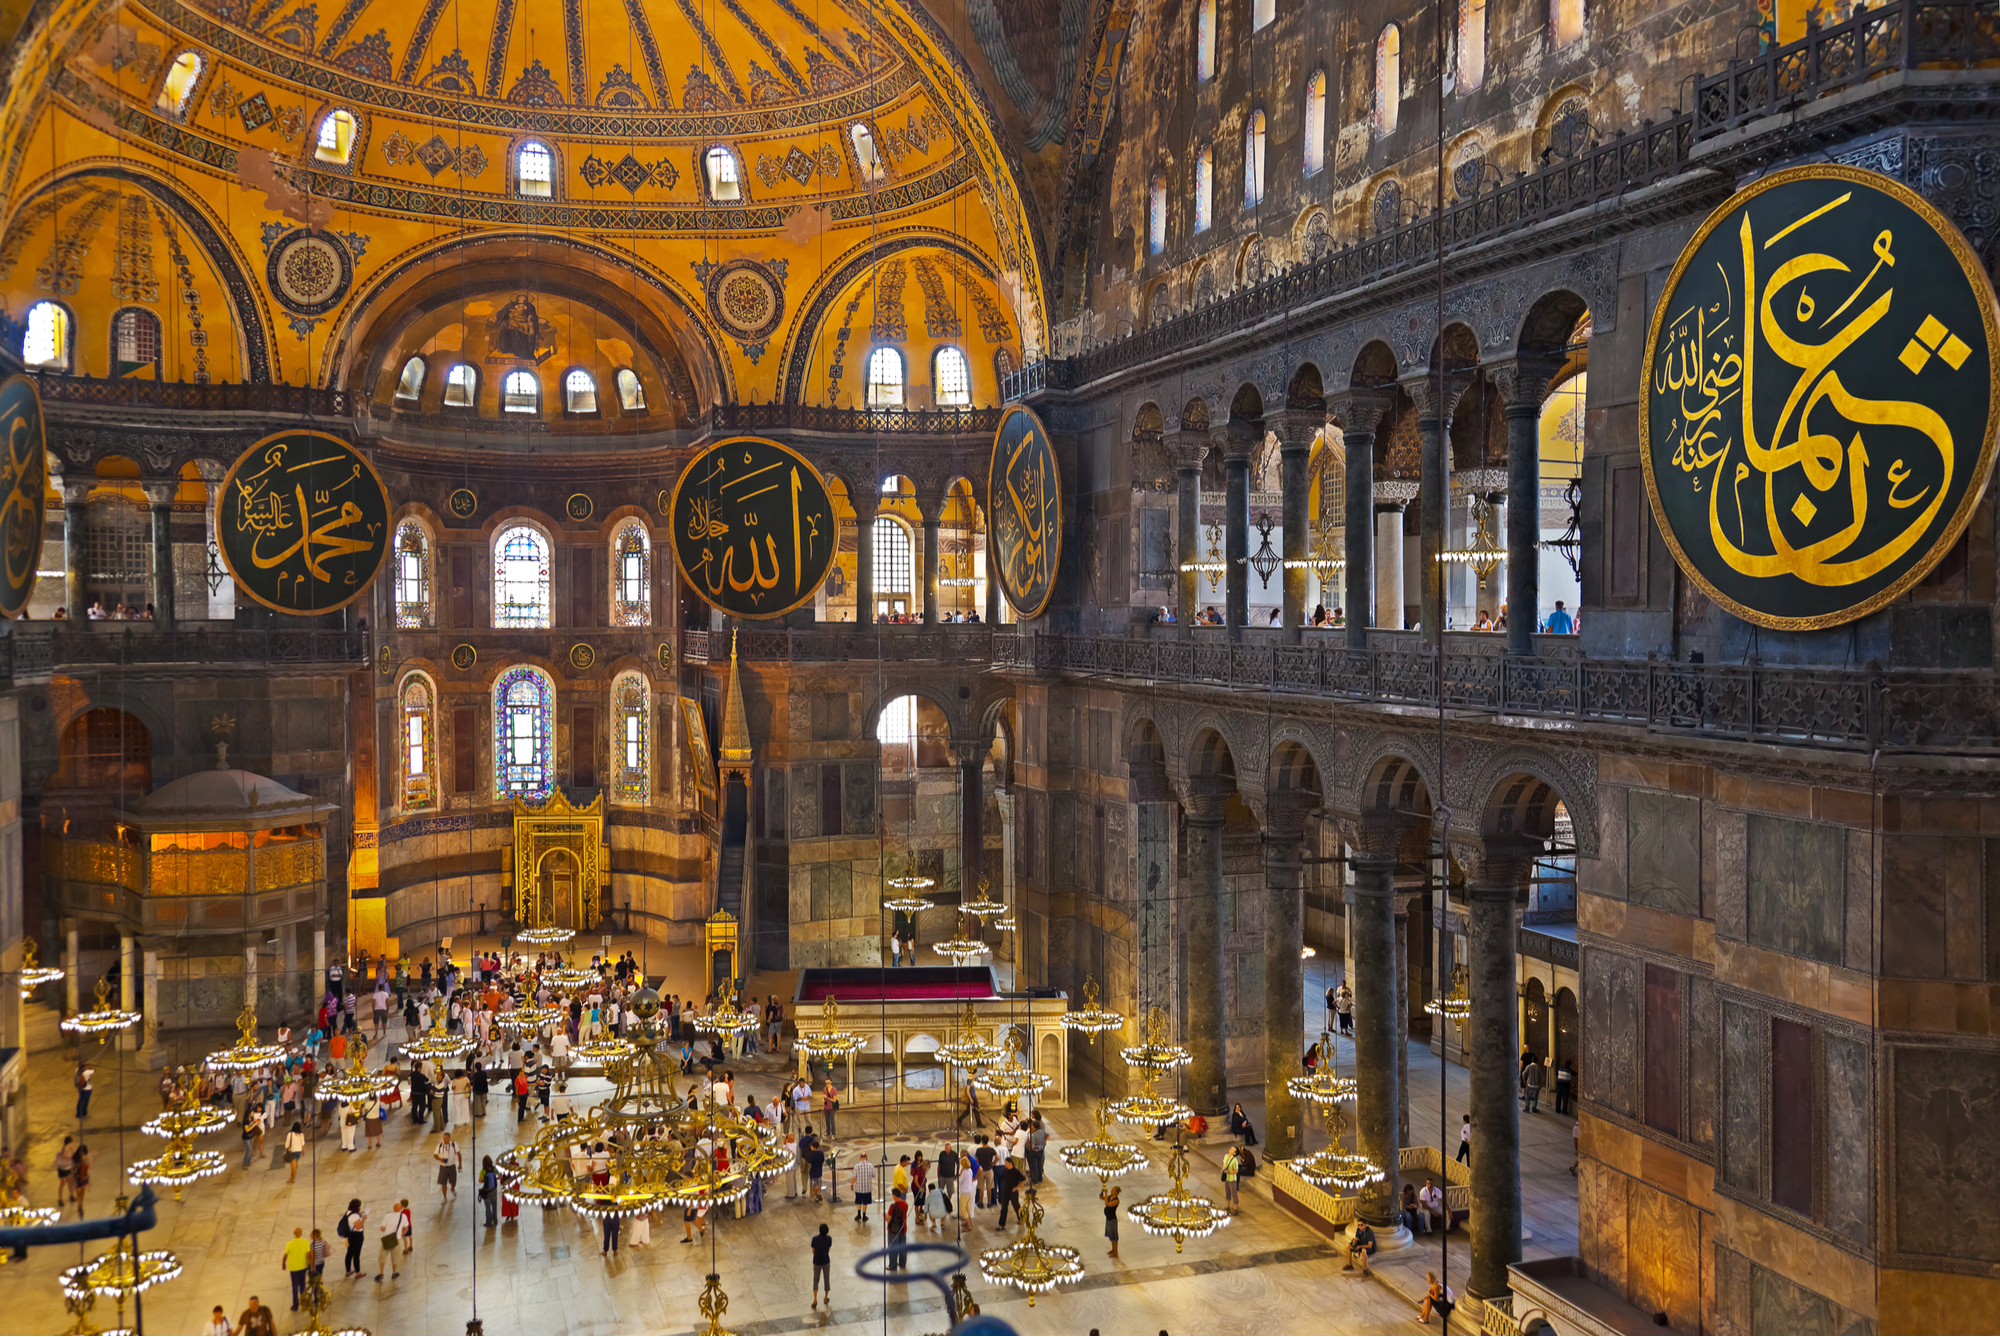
[125,766,337,831]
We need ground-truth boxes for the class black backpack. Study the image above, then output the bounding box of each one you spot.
[1238,1149,1257,1178]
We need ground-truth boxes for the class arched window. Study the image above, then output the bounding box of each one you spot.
[112,308,161,377]
[22,301,69,371]
[705,146,742,201]
[1194,146,1213,233]
[442,363,476,407]
[1376,26,1401,135]
[315,108,358,164]
[492,523,551,628]
[873,516,912,613]
[1195,0,1216,80]
[850,124,886,184]
[1255,0,1276,28]
[933,347,971,406]
[612,671,650,802]
[615,368,646,411]
[493,666,555,800]
[1552,0,1584,48]
[610,520,650,625]
[502,370,539,414]
[1148,173,1167,255]
[157,51,203,115]
[392,520,432,628]
[400,674,437,810]
[1304,71,1327,175]
[1244,109,1266,206]
[564,369,597,413]
[517,141,553,198]
[395,356,426,403]
[994,347,1016,384]
[867,347,905,408]
[1458,0,1488,90]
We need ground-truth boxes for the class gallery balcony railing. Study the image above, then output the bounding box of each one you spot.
[995,632,2000,755]
[1004,0,1999,401]
[8,626,369,671]
[705,403,1002,436]
[683,624,995,664]
[24,374,352,417]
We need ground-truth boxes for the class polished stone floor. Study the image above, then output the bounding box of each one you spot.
[4,961,1448,1336]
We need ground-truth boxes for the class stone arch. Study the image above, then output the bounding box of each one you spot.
[1463,748,1596,856]
[1350,340,1398,393]
[1267,736,1325,806]
[54,706,155,792]
[1295,207,1333,264]
[1516,288,1591,363]
[1186,724,1237,784]
[1355,748,1436,822]
[1535,85,1594,164]
[1143,278,1177,328]
[1287,362,1326,411]
[1478,767,1567,848]
[857,680,969,744]
[1133,401,1165,439]
[1180,397,1211,431]
[1227,382,1265,429]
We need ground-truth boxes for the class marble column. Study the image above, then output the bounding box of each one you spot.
[198,461,230,619]
[1393,890,1416,1146]
[1349,821,1409,1235]
[1221,432,1250,639]
[855,511,875,626]
[65,923,79,1014]
[1491,361,1556,655]
[996,790,1017,964]
[921,517,940,625]
[1374,505,1405,631]
[245,937,259,1012]
[1460,841,1531,1299]
[1167,431,1207,630]
[983,539,1001,625]
[1410,385,1449,643]
[61,479,90,623]
[118,934,135,1049]
[1341,418,1377,648]
[141,480,177,628]
[1267,411,1316,643]
[1131,768,1175,1094]
[1262,803,1308,1159]
[137,947,166,1070]
[313,927,327,1006]
[957,744,985,894]
[1181,789,1229,1116]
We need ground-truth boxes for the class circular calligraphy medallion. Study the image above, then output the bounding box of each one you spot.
[565,493,594,522]
[988,405,1063,619]
[451,643,477,672]
[377,645,393,676]
[568,642,596,670]
[447,488,478,520]
[265,231,353,317]
[702,259,785,342]
[657,488,673,516]
[0,375,47,619]
[668,436,837,620]
[656,642,672,671]
[214,429,391,615]
[1641,164,2000,630]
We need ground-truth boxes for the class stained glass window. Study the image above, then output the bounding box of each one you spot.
[1458,0,1488,90]
[493,523,551,628]
[494,665,555,800]
[401,674,437,809]
[1194,147,1213,233]
[1376,25,1401,136]
[393,520,432,628]
[613,672,650,802]
[315,108,357,164]
[1196,0,1216,80]
[611,520,650,625]
[1304,72,1327,175]
[1244,110,1266,206]
[1148,174,1167,254]
[502,370,538,414]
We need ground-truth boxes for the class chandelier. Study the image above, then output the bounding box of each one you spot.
[937,1002,1006,1071]
[496,1003,564,1036]
[978,1189,1083,1305]
[59,1231,184,1334]
[573,1035,637,1064]
[1249,513,1281,590]
[1425,963,1472,1025]
[19,940,63,996]
[126,1090,228,1200]
[513,925,575,948]
[1284,515,1346,592]
[958,874,1006,919]
[60,977,141,1041]
[400,1012,475,1064]
[1178,521,1226,593]
[795,995,864,1059]
[202,1007,289,1072]
[1057,1102,1148,1185]
[931,907,991,963]
[1108,1067,1192,1130]
[695,1005,760,1037]
[540,952,599,993]
[973,1048,1051,1100]
[295,1272,370,1337]
[1286,1030,1358,1108]
[318,1047,400,1105]
[0,1161,57,1229]
[1127,1135,1231,1253]
[882,850,936,902]
[1120,1007,1191,1072]
[1287,1106,1384,1192]
[1438,496,1506,588]
[1061,975,1125,1040]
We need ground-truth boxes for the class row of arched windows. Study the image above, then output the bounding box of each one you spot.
[393,356,645,416]
[862,346,980,409]
[393,519,653,630]
[20,303,161,375]
[398,666,652,810]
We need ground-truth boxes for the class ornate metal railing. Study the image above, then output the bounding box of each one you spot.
[1005,0,1999,401]
[25,374,352,417]
[683,624,996,664]
[16,626,369,669]
[997,632,2000,753]
[706,403,1002,436]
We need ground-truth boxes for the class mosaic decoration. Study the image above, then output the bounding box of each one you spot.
[414,134,456,176]
[286,314,322,338]
[493,665,555,800]
[484,0,516,96]
[334,30,392,81]
[568,642,596,670]
[397,0,450,81]
[613,672,651,801]
[316,0,372,60]
[757,143,838,188]
[682,65,726,111]
[597,65,646,108]
[419,50,476,93]
[700,257,786,344]
[1641,164,2000,630]
[208,77,239,119]
[989,405,1062,618]
[151,198,215,383]
[380,129,414,166]
[669,436,836,618]
[237,89,273,132]
[35,189,116,295]
[112,193,160,303]
[447,486,478,519]
[672,0,743,103]
[449,643,476,672]
[378,643,393,675]
[911,255,963,338]
[0,376,47,618]
[872,259,908,340]
[508,58,563,106]
[274,103,305,141]
[215,429,391,614]
[935,251,1013,343]
[562,0,588,103]
[825,278,869,403]
[265,228,352,316]
[617,0,672,104]
[579,153,679,194]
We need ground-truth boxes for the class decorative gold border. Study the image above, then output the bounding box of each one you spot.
[987,403,1063,620]
[666,434,837,620]
[214,428,391,616]
[447,487,478,520]
[565,492,594,521]
[568,642,595,669]
[0,373,46,620]
[1638,163,2000,632]
[451,643,477,671]
[680,696,717,797]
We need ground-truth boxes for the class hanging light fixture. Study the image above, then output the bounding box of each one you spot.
[978,1189,1084,1304]
[695,1272,736,1336]
[58,1231,184,1334]
[573,1034,637,1064]
[126,1089,229,1201]
[1179,521,1227,593]
[0,1161,58,1229]
[202,1006,288,1072]
[318,1047,400,1105]
[795,995,864,1059]
[1061,975,1125,1039]
[400,1011,475,1064]
[60,977,141,1041]
[695,1003,761,1038]
[1127,1134,1231,1252]
[513,925,575,948]
[931,907,991,963]
[495,1002,565,1036]
[1119,1006,1192,1073]
[973,1047,1051,1100]
[1287,1105,1384,1192]
[1286,1029,1358,1108]
[1425,962,1472,1025]
[958,873,1006,919]
[1057,1101,1148,1185]
[1437,496,1505,587]
[937,1001,1006,1071]
[540,950,599,994]
[19,940,63,996]
[294,1272,370,1336]
[1248,512,1281,590]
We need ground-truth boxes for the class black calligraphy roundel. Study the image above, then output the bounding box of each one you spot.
[0,375,47,620]
[669,436,836,619]
[1641,164,2000,630]
[216,429,392,615]
[988,405,1063,619]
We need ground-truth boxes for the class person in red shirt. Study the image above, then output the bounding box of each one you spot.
[885,1189,910,1272]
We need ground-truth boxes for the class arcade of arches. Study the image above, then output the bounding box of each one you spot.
[1,0,1997,1333]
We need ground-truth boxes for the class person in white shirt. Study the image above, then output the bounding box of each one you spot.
[1416,1178,1444,1233]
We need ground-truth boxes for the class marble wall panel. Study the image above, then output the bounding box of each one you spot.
[1749,1257,1873,1334]
[843,762,876,838]
[1844,827,1874,974]
[1627,1176,1703,1331]
[1582,945,1640,1115]
[1711,1241,1753,1335]
[1686,973,1719,1151]
[788,765,819,840]
[1712,810,1747,940]
[1746,816,1843,965]
[1627,788,1702,916]
[1881,834,1947,978]
[1720,1000,1764,1194]
[1579,1158,1630,1294]
[1893,1046,2000,1263]
[1589,783,1628,900]
[809,863,853,921]
[1823,1033,1871,1248]
[1944,836,1984,981]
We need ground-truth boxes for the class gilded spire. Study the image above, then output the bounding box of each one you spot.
[719,629,753,773]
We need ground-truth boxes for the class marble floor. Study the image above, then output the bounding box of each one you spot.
[5,963,1440,1336]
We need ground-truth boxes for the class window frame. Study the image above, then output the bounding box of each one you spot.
[156,50,206,118]
[1243,108,1267,207]
[22,300,73,373]
[609,519,651,626]
[442,363,478,410]
[1148,171,1168,256]
[1376,25,1402,137]
[1458,0,1489,90]
[399,671,439,811]
[491,522,553,629]
[392,518,434,628]
[1303,70,1328,176]
[492,665,556,801]
[561,366,600,416]
[393,355,428,404]
[702,144,746,203]
[932,346,972,407]
[850,122,888,185]
[611,670,651,803]
[501,369,541,416]
[614,367,647,413]
[313,107,361,166]
[1195,0,1217,81]
[872,515,915,604]
[866,345,906,409]
[110,307,163,378]
[515,139,556,199]
[1193,145,1214,233]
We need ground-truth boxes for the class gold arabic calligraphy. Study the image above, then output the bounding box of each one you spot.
[683,445,825,608]
[1002,425,1057,596]
[231,441,380,604]
[1655,191,1955,587]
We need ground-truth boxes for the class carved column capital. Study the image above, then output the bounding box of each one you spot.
[1260,789,1315,843]
[140,480,179,509]
[1264,408,1322,456]
[1178,777,1232,825]
[1450,837,1538,897]
[1164,430,1209,474]
[59,478,93,507]
[1485,356,1564,414]
[1349,815,1412,866]
[1400,372,1471,426]
[1326,389,1394,437]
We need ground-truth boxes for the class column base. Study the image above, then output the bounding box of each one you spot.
[135,1041,171,1071]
